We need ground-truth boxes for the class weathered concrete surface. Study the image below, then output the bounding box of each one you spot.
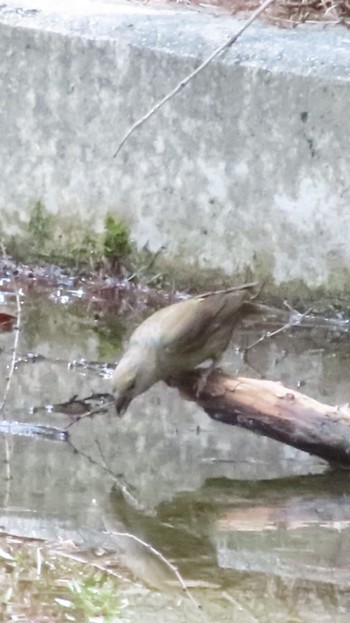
[0,0,349,290]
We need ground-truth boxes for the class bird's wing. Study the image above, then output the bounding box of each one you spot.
[156,290,248,355]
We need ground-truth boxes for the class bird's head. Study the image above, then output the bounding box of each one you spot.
[111,347,158,415]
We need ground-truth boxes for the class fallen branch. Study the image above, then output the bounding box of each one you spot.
[113,0,276,158]
[168,369,350,465]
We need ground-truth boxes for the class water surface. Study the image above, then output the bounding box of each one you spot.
[1,273,350,621]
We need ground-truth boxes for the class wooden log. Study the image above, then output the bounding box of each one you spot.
[168,370,350,466]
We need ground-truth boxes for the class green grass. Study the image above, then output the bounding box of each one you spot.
[0,533,124,622]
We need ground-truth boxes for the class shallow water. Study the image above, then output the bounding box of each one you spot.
[1,273,350,621]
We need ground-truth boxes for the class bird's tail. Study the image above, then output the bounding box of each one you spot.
[198,282,260,300]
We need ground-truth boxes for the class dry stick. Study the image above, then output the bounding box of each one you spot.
[108,531,202,611]
[222,591,261,623]
[244,305,312,353]
[67,437,201,609]
[68,431,148,511]
[0,245,22,413]
[65,400,114,429]
[68,437,120,479]
[0,256,22,508]
[48,544,131,583]
[113,0,277,158]
[67,433,143,510]
[127,247,164,282]
[0,288,22,412]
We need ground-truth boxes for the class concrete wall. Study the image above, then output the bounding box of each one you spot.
[0,0,349,290]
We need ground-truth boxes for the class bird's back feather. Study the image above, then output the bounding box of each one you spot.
[129,286,257,371]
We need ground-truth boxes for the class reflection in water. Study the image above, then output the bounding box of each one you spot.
[106,474,350,585]
[1,289,350,620]
[212,475,350,585]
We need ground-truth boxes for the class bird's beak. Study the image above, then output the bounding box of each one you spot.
[115,393,132,416]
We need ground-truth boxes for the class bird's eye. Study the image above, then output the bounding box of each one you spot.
[127,380,136,392]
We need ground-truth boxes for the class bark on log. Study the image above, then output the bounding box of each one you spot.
[168,370,350,466]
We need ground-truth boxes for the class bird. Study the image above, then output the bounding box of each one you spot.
[112,283,260,415]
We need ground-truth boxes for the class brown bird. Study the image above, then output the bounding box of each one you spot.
[112,283,260,414]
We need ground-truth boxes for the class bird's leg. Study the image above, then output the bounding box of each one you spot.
[196,359,218,397]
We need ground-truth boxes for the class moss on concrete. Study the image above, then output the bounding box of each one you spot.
[2,201,350,304]
[1,202,134,272]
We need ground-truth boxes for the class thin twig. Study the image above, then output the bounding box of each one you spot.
[95,436,110,472]
[67,434,123,482]
[0,243,22,414]
[0,288,22,412]
[244,304,312,353]
[107,530,202,611]
[49,545,132,583]
[113,0,276,158]
[68,435,145,510]
[65,400,114,429]
[222,591,261,623]
[66,402,145,510]
[0,246,22,508]
[36,546,43,577]
[127,247,164,282]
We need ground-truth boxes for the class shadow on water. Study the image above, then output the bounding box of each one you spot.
[1,271,350,621]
